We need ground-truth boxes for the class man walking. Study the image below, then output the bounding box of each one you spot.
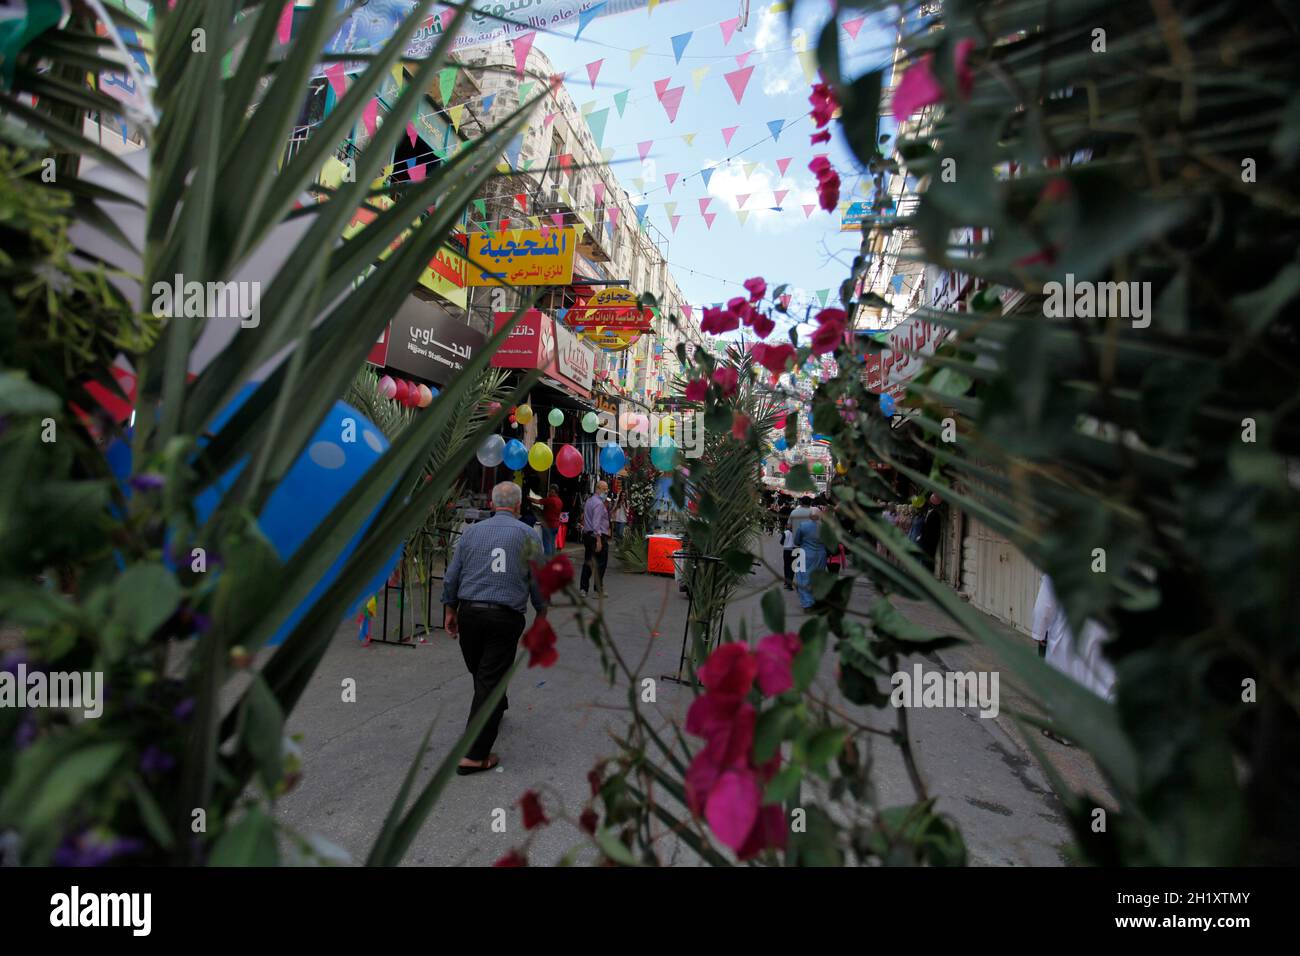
[540,486,564,556]
[580,479,611,596]
[792,507,828,611]
[441,482,546,775]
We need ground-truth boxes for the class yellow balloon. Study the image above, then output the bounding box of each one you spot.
[527,441,554,471]
[835,462,848,475]
[515,404,534,425]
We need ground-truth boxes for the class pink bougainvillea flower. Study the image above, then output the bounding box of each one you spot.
[743,276,767,302]
[519,790,549,829]
[1015,243,1060,267]
[579,808,599,835]
[521,615,558,668]
[810,129,831,145]
[712,366,739,397]
[531,554,574,598]
[752,342,795,373]
[685,378,708,402]
[810,316,847,355]
[684,701,756,816]
[754,632,802,697]
[892,53,943,118]
[808,155,833,178]
[704,769,762,853]
[493,849,528,867]
[701,306,741,335]
[698,640,757,695]
[954,38,976,98]
[751,314,776,339]
[1039,178,1071,204]
[815,308,847,326]
[809,81,839,127]
[736,803,788,860]
[727,295,750,316]
[731,412,751,440]
[685,690,747,740]
[818,170,841,212]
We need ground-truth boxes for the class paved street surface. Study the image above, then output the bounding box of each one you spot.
[275,534,1109,866]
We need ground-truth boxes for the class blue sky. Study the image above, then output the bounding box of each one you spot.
[530,1,895,334]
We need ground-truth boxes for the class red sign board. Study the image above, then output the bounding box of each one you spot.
[491,310,549,368]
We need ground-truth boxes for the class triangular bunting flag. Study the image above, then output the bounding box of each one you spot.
[277,2,294,45]
[797,50,819,83]
[638,140,654,162]
[575,2,608,41]
[720,17,740,45]
[473,199,488,221]
[743,161,758,178]
[654,77,672,100]
[817,289,830,306]
[703,213,716,229]
[514,193,528,211]
[774,189,789,205]
[663,201,677,216]
[580,99,596,115]
[737,210,749,225]
[607,207,620,228]
[518,81,534,104]
[630,46,648,69]
[613,89,630,116]
[722,125,739,146]
[767,119,784,142]
[633,176,646,192]
[699,167,715,188]
[736,193,750,208]
[691,65,711,92]
[324,63,347,100]
[448,104,464,131]
[601,147,615,162]
[634,204,649,223]
[665,172,679,193]
[544,112,557,127]
[669,215,682,232]
[724,66,754,104]
[362,99,379,138]
[506,133,524,170]
[660,86,685,123]
[586,59,604,89]
[587,107,610,147]
[406,122,417,146]
[482,93,496,113]
[736,50,752,67]
[682,132,697,146]
[594,182,606,207]
[776,157,792,177]
[513,32,536,75]
[671,32,693,64]
[408,163,426,182]
[843,15,866,40]
[699,197,713,214]
[803,204,815,217]
[551,213,565,228]
[437,66,457,104]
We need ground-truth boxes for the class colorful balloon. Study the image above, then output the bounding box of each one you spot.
[515,404,534,425]
[599,443,627,474]
[581,411,601,432]
[476,434,505,468]
[547,408,564,427]
[527,441,554,471]
[556,443,584,478]
[503,438,529,471]
[416,384,433,408]
[650,437,677,471]
[378,375,396,399]
[879,393,896,417]
[393,379,409,403]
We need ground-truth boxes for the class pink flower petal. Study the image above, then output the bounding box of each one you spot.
[705,769,761,852]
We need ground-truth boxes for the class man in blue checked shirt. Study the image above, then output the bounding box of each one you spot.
[580,479,611,596]
[441,482,547,775]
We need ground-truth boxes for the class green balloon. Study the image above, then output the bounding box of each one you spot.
[581,411,601,432]
[548,408,565,427]
[812,462,825,475]
[650,437,677,471]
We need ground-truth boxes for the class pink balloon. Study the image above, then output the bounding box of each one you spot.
[378,375,397,399]
[778,462,790,474]
[417,384,433,408]
[556,444,584,478]
[393,380,409,403]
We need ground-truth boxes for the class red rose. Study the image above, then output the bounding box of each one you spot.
[519,790,549,829]
[698,641,758,696]
[531,554,573,598]
[521,615,558,668]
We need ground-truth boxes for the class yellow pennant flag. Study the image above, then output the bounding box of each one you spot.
[448,104,465,130]
[663,201,677,216]
[691,65,711,93]
[681,132,697,147]
[798,50,819,83]
[649,0,660,12]
[737,210,750,226]
[629,46,648,69]
[390,64,406,88]
[581,99,596,115]
[529,216,541,229]
[496,162,511,173]
[744,161,758,179]
[769,2,790,13]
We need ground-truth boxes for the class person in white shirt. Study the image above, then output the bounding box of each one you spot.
[1032,574,1117,742]
[781,524,795,590]
[610,495,628,540]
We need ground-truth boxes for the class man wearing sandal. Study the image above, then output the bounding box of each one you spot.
[441,482,547,775]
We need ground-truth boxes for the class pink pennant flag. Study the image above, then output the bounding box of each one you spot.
[277,2,294,45]
[362,99,379,138]
[842,16,866,40]
[586,59,604,89]
[661,86,685,123]
[594,182,606,206]
[406,122,417,146]
[774,189,789,205]
[324,63,347,99]
[699,197,713,214]
[513,32,537,76]
[776,157,792,177]
[608,207,621,227]
[724,66,754,104]
[543,112,557,127]
[637,140,654,162]
[682,304,693,320]
[735,51,752,68]
[720,17,740,45]
[703,213,717,230]
[654,77,672,100]
[408,163,427,183]
[736,193,750,208]
[551,213,565,227]
[721,126,739,146]
[665,172,679,193]
[669,215,682,233]
[802,204,815,218]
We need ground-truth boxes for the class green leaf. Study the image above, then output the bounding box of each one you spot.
[869,598,962,647]
[791,628,826,692]
[784,463,814,492]
[754,702,797,762]
[760,588,786,634]
[764,765,803,804]
[209,806,280,866]
[240,675,284,792]
[111,563,181,644]
[595,827,641,866]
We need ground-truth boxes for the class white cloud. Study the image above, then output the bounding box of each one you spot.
[754,9,806,97]
[704,158,820,234]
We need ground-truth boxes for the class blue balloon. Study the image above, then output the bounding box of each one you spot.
[879,393,896,417]
[599,443,627,474]
[107,384,401,646]
[503,438,529,471]
[774,436,788,451]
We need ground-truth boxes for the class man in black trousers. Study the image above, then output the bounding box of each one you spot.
[441,482,547,774]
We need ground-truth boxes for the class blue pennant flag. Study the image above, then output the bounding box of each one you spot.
[633,204,649,223]
[481,93,496,113]
[671,32,693,64]
[700,166,714,188]
[767,119,784,142]
[575,1,608,41]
